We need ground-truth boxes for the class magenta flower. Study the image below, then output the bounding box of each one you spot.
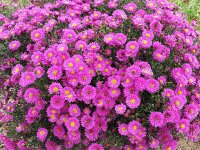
[37,128,48,142]
[107,75,121,88]
[88,143,104,150]
[126,94,141,109]
[19,72,36,87]
[53,125,65,139]
[149,112,165,127]
[50,95,65,110]
[68,104,81,117]
[115,103,126,115]
[146,78,160,93]
[31,28,45,42]
[65,117,80,131]
[9,40,21,51]
[24,88,40,104]
[47,66,62,80]
[81,115,95,129]
[128,120,141,135]
[118,124,129,136]
[82,85,96,100]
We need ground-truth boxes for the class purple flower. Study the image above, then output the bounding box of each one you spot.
[31,28,45,42]
[149,112,165,127]
[9,40,21,51]
[37,128,48,142]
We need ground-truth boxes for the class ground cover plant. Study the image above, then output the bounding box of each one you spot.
[0,0,199,150]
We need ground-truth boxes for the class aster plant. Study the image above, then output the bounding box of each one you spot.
[0,0,200,150]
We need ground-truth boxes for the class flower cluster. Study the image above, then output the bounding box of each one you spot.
[0,0,199,150]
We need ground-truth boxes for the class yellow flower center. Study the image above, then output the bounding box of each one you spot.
[52,70,57,76]
[175,100,180,106]
[70,121,75,127]
[53,87,58,92]
[130,45,135,50]
[35,33,40,38]
[133,125,137,130]
[180,124,185,129]
[40,131,45,135]
[142,40,147,44]
[26,75,31,80]
[130,99,135,104]
[146,33,150,37]
[111,79,117,84]
[68,62,73,67]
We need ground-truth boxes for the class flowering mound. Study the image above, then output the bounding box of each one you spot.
[0,0,200,150]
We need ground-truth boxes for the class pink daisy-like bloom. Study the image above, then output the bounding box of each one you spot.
[170,95,186,110]
[146,78,160,93]
[31,28,45,42]
[68,104,81,117]
[176,119,190,133]
[81,115,95,129]
[50,95,65,110]
[114,33,127,46]
[125,41,139,57]
[34,66,45,78]
[149,138,159,149]
[47,66,62,80]
[75,40,87,51]
[162,88,175,98]
[107,75,121,88]
[85,126,99,141]
[64,138,74,149]
[35,99,46,110]
[115,103,126,114]
[12,64,23,75]
[149,112,165,127]
[65,117,80,131]
[78,71,92,85]
[108,1,118,8]
[27,107,39,117]
[61,87,76,102]
[87,42,100,52]
[9,40,21,51]
[48,82,62,95]
[108,88,121,98]
[128,120,141,135]
[163,110,176,123]
[57,44,68,52]
[126,94,141,109]
[142,30,154,40]
[68,130,81,142]
[19,72,36,87]
[82,85,96,100]
[184,104,198,120]
[124,2,137,13]
[37,128,48,142]
[162,140,177,150]
[24,87,40,104]
[118,124,129,136]
[124,145,134,150]
[138,37,152,49]
[88,143,104,150]
[63,29,77,43]
[63,58,77,71]
[126,65,141,78]
[104,33,115,45]
[53,125,65,139]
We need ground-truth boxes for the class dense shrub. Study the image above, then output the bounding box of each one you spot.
[0,0,199,149]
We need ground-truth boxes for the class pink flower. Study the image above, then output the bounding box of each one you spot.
[50,95,65,110]
[149,112,165,127]
[65,117,80,131]
[37,128,48,142]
